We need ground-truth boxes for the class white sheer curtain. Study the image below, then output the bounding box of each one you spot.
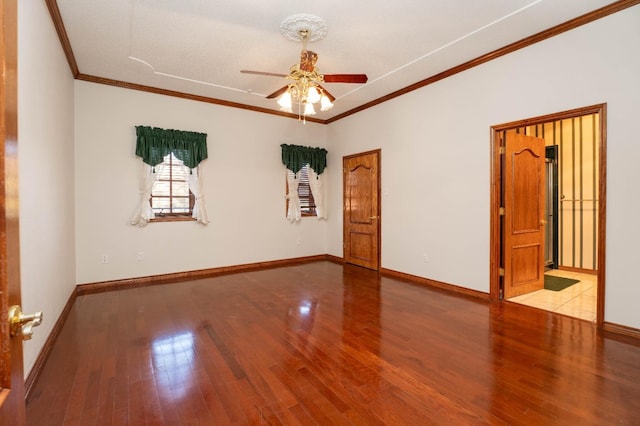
[286,168,301,222]
[131,163,156,227]
[307,165,327,219]
[187,164,209,224]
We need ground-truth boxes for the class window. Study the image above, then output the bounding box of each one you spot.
[287,165,317,217]
[150,153,195,221]
[131,125,208,226]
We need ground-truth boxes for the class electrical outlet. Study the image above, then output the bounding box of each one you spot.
[137,252,144,261]
[423,253,429,263]
[101,255,109,264]
[296,238,301,245]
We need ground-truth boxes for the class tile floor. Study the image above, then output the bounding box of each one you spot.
[508,269,597,322]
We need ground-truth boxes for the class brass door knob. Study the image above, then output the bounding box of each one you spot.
[8,305,43,341]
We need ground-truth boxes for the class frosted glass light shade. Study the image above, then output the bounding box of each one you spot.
[307,86,321,103]
[304,102,316,116]
[320,94,334,111]
[277,91,292,109]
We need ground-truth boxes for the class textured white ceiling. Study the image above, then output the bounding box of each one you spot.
[56,0,618,120]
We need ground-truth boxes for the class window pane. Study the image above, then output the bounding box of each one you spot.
[150,153,194,217]
[171,181,190,196]
[153,181,170,196]
[172,197,190,213]
[286,165,316,216]
[172,165,188,181]
[156,168,170,181]
[151,197,171,213]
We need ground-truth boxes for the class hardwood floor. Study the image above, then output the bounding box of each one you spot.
[26,261,640,425]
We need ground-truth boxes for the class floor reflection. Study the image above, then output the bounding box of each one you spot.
[286,299,319,333]
[151,331,195,400]
[342,265,382,388]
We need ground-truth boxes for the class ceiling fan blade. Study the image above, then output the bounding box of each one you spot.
[318,85,335,102]
[241,70,288,78]
[323,74,368,84]
[266,86,289,99]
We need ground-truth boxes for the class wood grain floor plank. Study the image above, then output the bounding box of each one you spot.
[26,261,640,424]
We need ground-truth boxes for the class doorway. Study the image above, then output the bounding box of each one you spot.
[343,150,381,271]
[490,104,606,326]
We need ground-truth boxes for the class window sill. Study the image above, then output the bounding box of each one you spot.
[150,216,196,223]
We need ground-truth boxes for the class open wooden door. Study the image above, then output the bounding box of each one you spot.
[503,133,546,299]
[343,150,381,270]
[0,0,26,423]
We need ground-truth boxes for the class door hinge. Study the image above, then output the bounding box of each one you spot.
[499,268,505,276]
[498,146,505,155]
[499,207,505,216]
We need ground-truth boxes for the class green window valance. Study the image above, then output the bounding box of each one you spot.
[135,126,208,169]
[281,144,328,175]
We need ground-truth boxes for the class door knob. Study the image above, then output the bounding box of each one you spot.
[8,305,43,341]
[369,216,379,220]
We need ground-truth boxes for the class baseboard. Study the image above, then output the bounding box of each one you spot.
[603,322,640,342]
[324,254,344,264]
[76,254,331,295]
[24,286,78,400]
[380,268,490,301]
[557,266,597,275]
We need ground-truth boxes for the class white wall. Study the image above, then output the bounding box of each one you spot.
[18,0,77,374]
[74,82,328,283]
[327,6,640,328]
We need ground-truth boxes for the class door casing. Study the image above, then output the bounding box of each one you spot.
[490,104,607,327]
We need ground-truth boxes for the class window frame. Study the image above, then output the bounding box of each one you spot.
[286,164,317,217]
[149,153,196,222]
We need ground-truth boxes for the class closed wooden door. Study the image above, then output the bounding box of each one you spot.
[343,150,380,270]
[503,133,546,299]
[0,0,26,423]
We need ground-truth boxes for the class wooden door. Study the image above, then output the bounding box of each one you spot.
[503,134,546,299]
[0,0,26,423]
[343,150,380,270]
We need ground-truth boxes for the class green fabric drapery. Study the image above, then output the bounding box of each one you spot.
[135,126,208,169]
[280,144,328,175]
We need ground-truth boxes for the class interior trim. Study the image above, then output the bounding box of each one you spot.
[604,322,640,341]
[46,0,640,124]
[557,266,598,276]
[24,286,78,399]
[76,254,330,295]
[381,268,490,300]
[75,74,326,124]
[45,0,78,77]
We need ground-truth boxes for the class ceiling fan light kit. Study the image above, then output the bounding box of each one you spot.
[242,14,367,122]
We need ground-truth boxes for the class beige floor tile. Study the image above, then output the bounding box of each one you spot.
[508,270,597,321]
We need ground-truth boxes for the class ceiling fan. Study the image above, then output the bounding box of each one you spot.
[240,16,367,117]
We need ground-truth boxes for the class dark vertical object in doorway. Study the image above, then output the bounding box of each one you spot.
[545,146,559,269]
[558,120,563,266]
[571,118,577,267]
[592,114,598,268]
[579,116,584,268]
